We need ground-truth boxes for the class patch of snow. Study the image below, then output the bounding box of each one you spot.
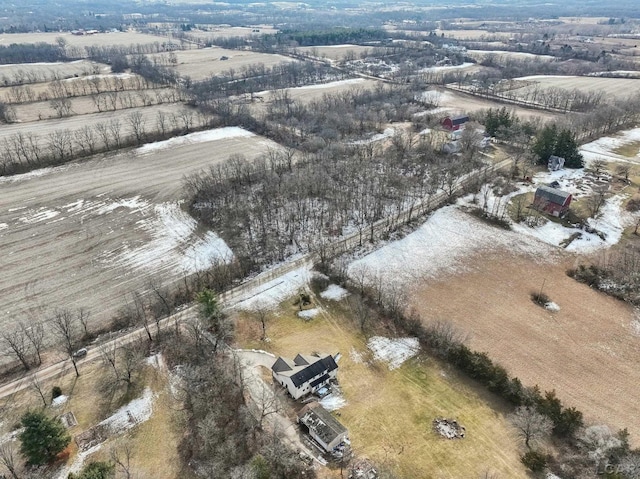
[144,353,166,370]
[631,319,640,337]
[298,308,320,319]
[233,264,312,311]
[349,347,363,363]
[288,78,366,91]
[320,284,349,301]
[103,201,233,274]
[512,194,631,253]
[419,61,475,73]
[100,387,155,435]
[137,127,255,154]
[51,395,68,407]
[349,127,395,145]
[413,106,451,117]
[545,302,560,312]
[367,336,420,370]
[580,127,640,164]
[419,127,433,135]
[418,89,454,105]
[63,72,134,82]
[56,443,102,479]
[0,223,7,230]
[93,196,148,215]
[349,206,553,286]
[18,208,60,224]
[319,392,347,411]
[514,74,574,80]
[0,164,70,184]
[468,50,554,60]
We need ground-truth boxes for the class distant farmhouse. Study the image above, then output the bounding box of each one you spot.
[548,155,565,171]
[441,115,469,131]
[272,353,339,400]
[297,402,348,453]
[534,185,572,217]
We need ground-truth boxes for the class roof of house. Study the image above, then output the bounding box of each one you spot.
[272,354,338,388]
[535,185,571,205]
[452,115,470,125]
[298,402,347,448]
[548,155,565,163]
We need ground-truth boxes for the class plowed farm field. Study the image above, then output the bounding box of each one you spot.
[0,127,281,341]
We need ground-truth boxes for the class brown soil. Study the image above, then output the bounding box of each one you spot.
[411,250,640,444]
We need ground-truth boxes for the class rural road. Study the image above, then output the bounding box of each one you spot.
[0,155,510,400]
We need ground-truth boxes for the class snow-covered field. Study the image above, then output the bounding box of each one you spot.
[419,62,476,73]
[367,336,420,370]
[320,284,350,301]
[580,127,640,164]
[349,205,554,286]
[231,264,312,311]
[100,201,233,274]
[137,127,256,154]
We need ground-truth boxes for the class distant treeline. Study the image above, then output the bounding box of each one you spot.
[0,42,66,65]
[275,28,387,47]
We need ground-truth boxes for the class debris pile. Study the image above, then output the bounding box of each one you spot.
[433,418,466,439]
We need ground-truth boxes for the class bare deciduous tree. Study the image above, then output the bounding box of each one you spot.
[0,441,20,479]
[22,321,44,366]
[508,406,552,449]
[51,308,81,377]
[2,328,32,371]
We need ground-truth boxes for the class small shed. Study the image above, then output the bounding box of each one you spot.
[533,185,572,217]
[442,115,469,131]
[297,402,348,453]
[548,155,565,171]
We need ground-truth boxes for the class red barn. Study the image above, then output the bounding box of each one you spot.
[533,185,572,217]
[442,115,469,131]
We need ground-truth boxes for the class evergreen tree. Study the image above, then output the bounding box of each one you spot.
[68,462,115,479]
[554,129,584,168]
[19,411,71,465]
[532,124,557,165]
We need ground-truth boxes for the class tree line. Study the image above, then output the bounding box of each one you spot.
[0,108,208,176]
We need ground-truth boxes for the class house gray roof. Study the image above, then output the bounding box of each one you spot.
[298,402,347,448]
[535,185,571,205]
[272,354,339,387]
[452,115,469,125]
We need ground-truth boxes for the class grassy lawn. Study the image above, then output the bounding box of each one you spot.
[233,295,530,479]
[0,357,186,479]
[613,140,640,158]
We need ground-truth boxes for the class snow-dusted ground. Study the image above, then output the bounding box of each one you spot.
[232,264,312,311]
[545,302,561,312]
[349,127,395,145]
[56,388,155,479]
[349,205,554,286]
[367,336,420,370]
[320,284,349,301]
[137,127,255,154]
[319,389,347,411]
[51,395,68,407]
[580,127,640,164]
[419,62,475,73]
[63,72,135,82]
[100,201,233,274]
[298,308,320,319]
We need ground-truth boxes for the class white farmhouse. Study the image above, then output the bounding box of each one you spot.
[271,353,339,400]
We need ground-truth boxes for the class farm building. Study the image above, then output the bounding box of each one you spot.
[272,353,339,400]
[533,185,572,217]
[442,115,469,131]
[548,155,565,171]
[297,402,348,453]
